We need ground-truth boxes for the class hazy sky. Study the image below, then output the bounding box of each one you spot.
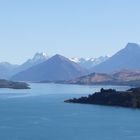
[0,0,140,64]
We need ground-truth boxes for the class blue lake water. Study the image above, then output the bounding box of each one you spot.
[0,83,140,140]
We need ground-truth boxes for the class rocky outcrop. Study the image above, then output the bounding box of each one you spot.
[65,87,140,109]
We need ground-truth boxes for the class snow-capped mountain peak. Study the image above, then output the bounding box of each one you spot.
[31,52,48,62]
[69,57,83,63]
[13,52,49,75]
[25,52,49,65]
[69,56,109,69]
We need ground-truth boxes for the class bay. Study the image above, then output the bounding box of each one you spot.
[0,83,139,140]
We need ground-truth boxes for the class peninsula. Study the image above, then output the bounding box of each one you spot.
[65,87,140,109]
[0,79,30,89]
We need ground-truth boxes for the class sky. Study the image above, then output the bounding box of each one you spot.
[0,0,140,64]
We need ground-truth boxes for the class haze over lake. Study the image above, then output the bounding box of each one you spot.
[0,83,140,140]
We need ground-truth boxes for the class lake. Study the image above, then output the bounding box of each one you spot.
[0,83,140,140]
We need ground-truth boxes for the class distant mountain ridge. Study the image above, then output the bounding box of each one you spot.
[69,56,109,69]
[0,62,18,79]
[1,42,140,83]
[11,54,87,82]
[0,52,49,79]
[27,52,48,64]
[91,43,140,73]
[0,52,108,79]
[13,52,49,74]
[66,69,140,86]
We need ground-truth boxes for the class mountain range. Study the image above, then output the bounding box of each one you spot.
[91,43,140,73]
[0,42,140,84]
[69,56,109,69]
[13,52,49,74]
[0,52,106,79]
[66,69,140,86]
[0,52,49,79]
[0,62,18,79]
[11,54,87,82]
